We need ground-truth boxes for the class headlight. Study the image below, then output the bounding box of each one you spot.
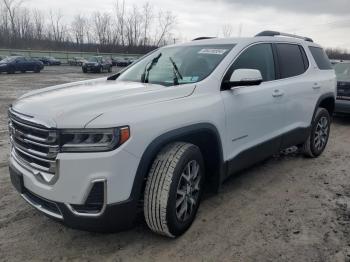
[60,127,130,152]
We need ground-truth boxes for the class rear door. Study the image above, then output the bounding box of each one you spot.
[273,43,314,148]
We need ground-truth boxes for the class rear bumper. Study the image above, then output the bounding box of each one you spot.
[335,99,350,114]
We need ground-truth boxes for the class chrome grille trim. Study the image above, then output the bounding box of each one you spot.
[21,191,63,220]
[8,107,59,184]
[11,139,56,164]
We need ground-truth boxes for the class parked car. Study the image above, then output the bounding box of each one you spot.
[82,56,112,73]
[68,57,86,66]
[334,62,350,113]
[0,56,44,74]
[39,56,61,66]
[8,31,336,237]
[114,57,134,67]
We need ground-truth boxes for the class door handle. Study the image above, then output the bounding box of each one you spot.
[272,89,284,97]
[312,83,321,89]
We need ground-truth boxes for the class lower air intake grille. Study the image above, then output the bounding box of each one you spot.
[71,181,105,213]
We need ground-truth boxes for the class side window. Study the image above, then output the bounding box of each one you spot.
[226,43,276,82]
[309,46,332,70]
[276,44,307,79]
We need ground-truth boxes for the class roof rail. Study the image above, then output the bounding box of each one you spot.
[255,30,313,42]
[192,37,216,41]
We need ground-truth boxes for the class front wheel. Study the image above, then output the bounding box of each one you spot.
[302,107,331,158]
[144,142,204,238]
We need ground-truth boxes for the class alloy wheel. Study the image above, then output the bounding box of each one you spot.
[176,160,201,222]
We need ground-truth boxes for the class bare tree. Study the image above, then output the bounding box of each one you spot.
[222,24,233,37]
[17,7,33,39]
[71,14,87,45]
[1,0,24,39]
[154,10,176,46]
[92,11,113,46]
[0,0,178,52]
[141,2,153,46]
[125,5,143,47]
[32,9,44,40]
[114,0,126,46]
[49,10,66,42]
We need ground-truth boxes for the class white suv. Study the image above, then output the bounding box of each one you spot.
[8,31,336,237]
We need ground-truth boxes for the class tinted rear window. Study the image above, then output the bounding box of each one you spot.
[309,47,332,70]
[276,44,308,79]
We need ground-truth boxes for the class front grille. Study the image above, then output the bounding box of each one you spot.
[8,108,59,184]
[337,81,350,100]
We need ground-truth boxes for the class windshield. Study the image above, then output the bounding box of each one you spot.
[335,63,350,80]
[0,57,16,63]
[118,44,235,87]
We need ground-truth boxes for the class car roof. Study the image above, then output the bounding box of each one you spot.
[172,36,322,49]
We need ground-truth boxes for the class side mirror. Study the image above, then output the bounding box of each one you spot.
[224,69,263,90]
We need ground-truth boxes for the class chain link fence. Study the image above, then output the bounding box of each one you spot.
[0,49,141,64]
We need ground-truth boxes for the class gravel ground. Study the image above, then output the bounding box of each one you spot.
[0,66,350,262]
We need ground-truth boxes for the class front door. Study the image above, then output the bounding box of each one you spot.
[221,43,287,175]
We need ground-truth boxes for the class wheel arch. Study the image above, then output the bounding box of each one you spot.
[313,92,335,121]
[130,123,225,205]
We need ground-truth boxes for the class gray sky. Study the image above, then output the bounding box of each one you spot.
[26,0,350,50]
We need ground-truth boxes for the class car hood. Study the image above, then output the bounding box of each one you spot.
[12,78,195,128]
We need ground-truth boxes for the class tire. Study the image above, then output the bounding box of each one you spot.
[144,142,205,238]
[302,107,331,158]
[21,70,26,73]
[82,68,87,73]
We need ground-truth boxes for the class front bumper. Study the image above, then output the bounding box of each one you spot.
[83,65,100,71]
[335,99,350,114]
[9,157,140,232]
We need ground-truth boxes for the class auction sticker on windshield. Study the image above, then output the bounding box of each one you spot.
[198,49,228,55]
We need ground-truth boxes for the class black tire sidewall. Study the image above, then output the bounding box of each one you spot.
[310,108,330,157]
[166,145,205,237]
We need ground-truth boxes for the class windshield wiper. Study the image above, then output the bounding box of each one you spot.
[141,53,162,83]
[169,57,183,85]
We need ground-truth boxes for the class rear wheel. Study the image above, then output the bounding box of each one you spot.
[144,142,204,238]
[302,107,331,158]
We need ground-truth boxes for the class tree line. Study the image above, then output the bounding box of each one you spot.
[0,0,176,54]
[326,48,350,61]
